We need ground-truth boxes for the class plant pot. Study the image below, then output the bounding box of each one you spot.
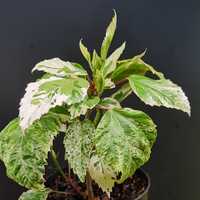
[46,168,150,200]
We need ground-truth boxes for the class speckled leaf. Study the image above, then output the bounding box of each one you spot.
[128,75,191,115]
[32,58,87,77]
[18,189,50,200]
[101,11,117,59]
[64,120,95,182]
[0,114,61,189]
[69,96,100,119]
[19,76,89,130]
[112,51,164,81]
[94,108,157,191]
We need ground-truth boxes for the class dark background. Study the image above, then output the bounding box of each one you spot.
[0,0,199,199]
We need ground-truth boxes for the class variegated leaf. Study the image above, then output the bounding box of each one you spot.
[112,51,164,81]
[19,76,89,130]
[88,155,116,194]
[32,58,87,77]
[128,75,191,115]
[64,120,95,182]
[101,10,117,59]
[69,96,100,119]
[18,189,50,200]
[102,42,126,77]
[93,108,157,192]
[0,114,61,189]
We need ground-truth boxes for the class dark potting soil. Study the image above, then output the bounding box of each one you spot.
[45,169,148,200]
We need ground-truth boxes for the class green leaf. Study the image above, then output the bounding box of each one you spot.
[32,58,87,77]
[102,42,126,77]
[98,97,121,110]
[69,96,100,118]
[101,10,117,59]
[0,114,61,189]
[128,75,191,115]
[88,155,116,194]
[19,76,89,130]
[112,51,164,81]
[64,120,95,182]
[18,189,50,200]
[79,39,91,66]
[93,108,157,191]
[111,83,132,102]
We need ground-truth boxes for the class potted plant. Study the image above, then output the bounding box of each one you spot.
[0,11,190,200]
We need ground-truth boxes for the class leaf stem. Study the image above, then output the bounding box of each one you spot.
[86,171,95,200]
[94,109,101,127]
[50,149,66,179]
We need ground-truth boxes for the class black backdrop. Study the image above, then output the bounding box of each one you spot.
[0,0,199,200]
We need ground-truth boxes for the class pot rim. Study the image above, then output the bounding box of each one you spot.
[134,168,151,200]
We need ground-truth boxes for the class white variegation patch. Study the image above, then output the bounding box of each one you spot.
[19,76,89,130]
[32,58,87,77]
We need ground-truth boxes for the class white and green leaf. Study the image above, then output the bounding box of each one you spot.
[79,39,91,66]
[32,58,87,77]
[18,189,50,200]
[102,42,126,77]
[93,108,157,192]
[128,75,191,115]
[0,114,61,189]
[19,76,89,130]
[64,120,95,182]
[112,51,164,81]
[101,10,117,59]
[69,96,100,119]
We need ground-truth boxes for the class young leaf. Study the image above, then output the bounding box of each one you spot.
[128,75,191,115]
[69,96,100,119]
[19,76,89,130]
[102,42,126,77]
[94,108,157,190]
[18,189,50,200]
[32,58,87,77]
[64,120,95,182]
[79,39,91,66]
[101,10,117,59]
[88,155,116,194]
[112,52,164,81]
[0,114,61,189]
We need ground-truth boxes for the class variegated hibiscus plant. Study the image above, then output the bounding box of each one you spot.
[0,11,190,200]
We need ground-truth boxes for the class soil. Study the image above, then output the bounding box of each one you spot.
[45,169,148,200]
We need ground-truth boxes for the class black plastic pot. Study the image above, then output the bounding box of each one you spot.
[46,168,150,200]
[133,169,150,200]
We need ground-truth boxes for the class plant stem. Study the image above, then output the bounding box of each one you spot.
[51,190,74,196]
[86,171,95,200]
[94,109,101,127]
[50,149,86,198]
